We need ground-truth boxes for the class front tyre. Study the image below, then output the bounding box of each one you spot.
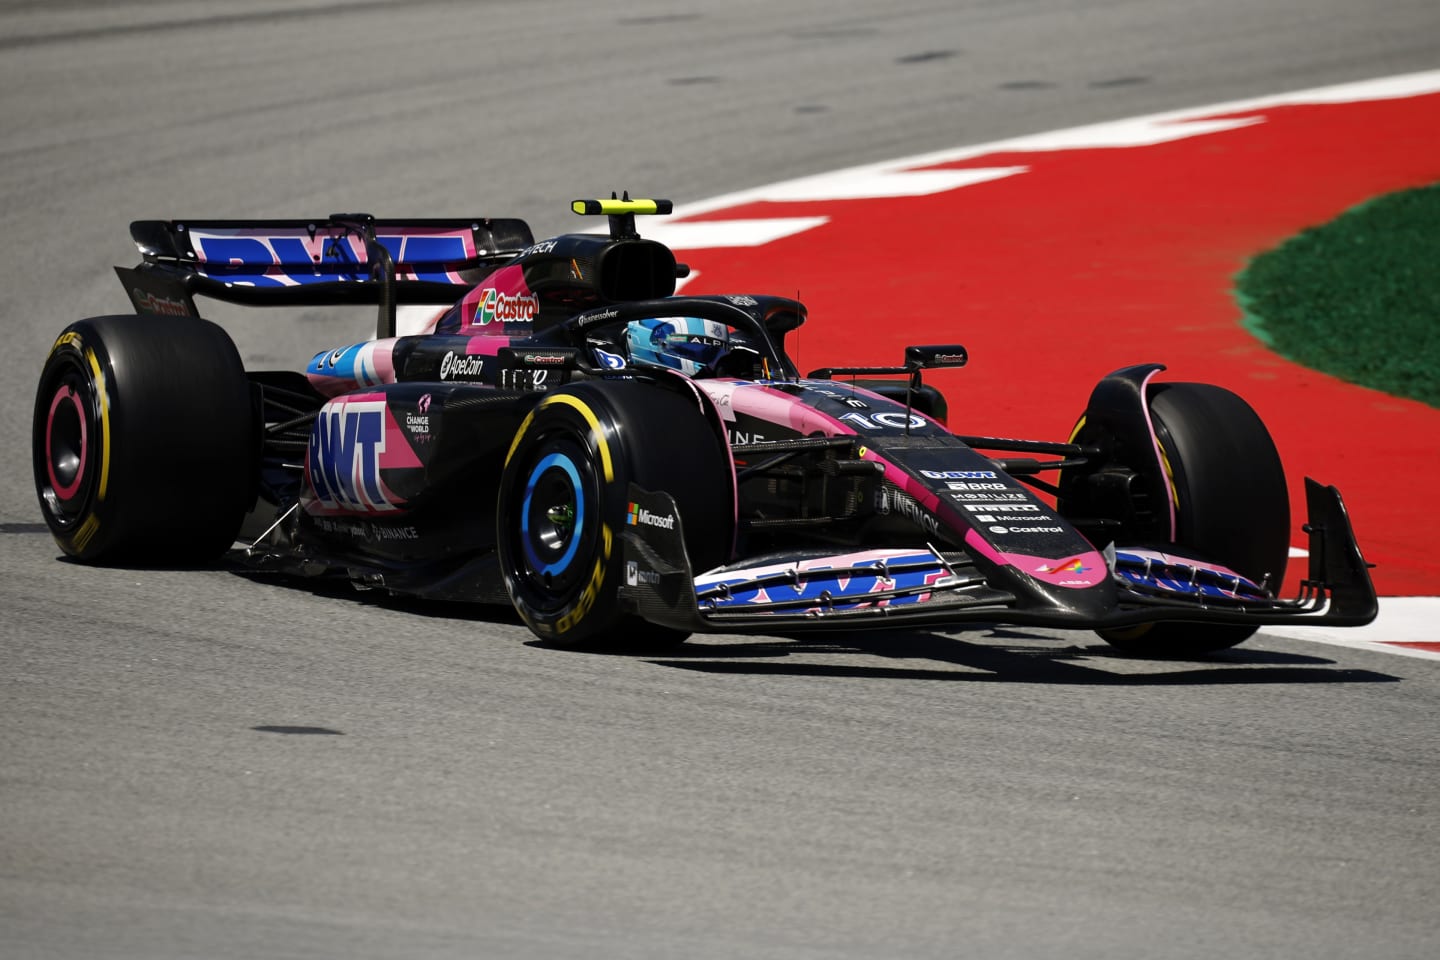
[502,411,613,640]
[497,381,731,647]
[1097,382,1290,656]
[32,315,256,563]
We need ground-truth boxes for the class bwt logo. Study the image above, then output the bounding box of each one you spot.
[193,233,471,285]
[307,399,399,511]
[921,469,997,480]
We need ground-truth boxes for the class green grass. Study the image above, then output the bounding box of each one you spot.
[1235,182,1440,408]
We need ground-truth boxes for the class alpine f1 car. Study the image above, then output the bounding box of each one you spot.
[33,197,1378,655]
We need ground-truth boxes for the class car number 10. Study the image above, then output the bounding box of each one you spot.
[838,411,928,430]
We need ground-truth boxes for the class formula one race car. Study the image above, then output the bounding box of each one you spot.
[32,197,1378,655]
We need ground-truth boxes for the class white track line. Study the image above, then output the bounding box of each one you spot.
[1262,597,1440,660]
[670,68,1440,224]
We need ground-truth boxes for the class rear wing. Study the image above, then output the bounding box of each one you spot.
[116,214,534,337]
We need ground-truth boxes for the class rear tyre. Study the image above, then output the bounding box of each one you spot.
[496,380,731,647]
[32,314,256,563]
[1095,382,1289,656]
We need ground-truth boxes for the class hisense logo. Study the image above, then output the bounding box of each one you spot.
[626,502,676,530]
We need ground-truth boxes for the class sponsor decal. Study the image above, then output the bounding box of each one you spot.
[1039,557,1091,574]
[440,351,485,380]
[317,516,423,542]
[576,307,619,328]
[973,514,1053,523]
[965,503,1040,513]
[948,492,1029,502]
[307,399,403,512]
[521,239,559,256]
[728,429,768,445]
[474,288,539,325]
[133,290,190,317]
[807,386,870,408]
[925,470,998,479]
[417,393,432,413]
[1110,549,1266,599]
[519,351,568,365]
[1115,567,1251,599]
[594,347,626,369]
[627,502,676,530]
[875,487,944,536]
[989,525,1065,535]
[190,230,474,286]
[945,481,1009,491]
[625,560,662,587]
[696,550,949,610]
[313,516,369,539]
[725,295,759,306]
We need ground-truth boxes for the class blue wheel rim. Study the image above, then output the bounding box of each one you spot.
[520,451,585,577]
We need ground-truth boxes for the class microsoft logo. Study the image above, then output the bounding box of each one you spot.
[626,502,676,530]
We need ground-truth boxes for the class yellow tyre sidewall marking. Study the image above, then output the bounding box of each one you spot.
[50,331,82,357]
[72,514,101,553]
[84,347,111,501]
[505,393,614,482]
[555,523,612,636]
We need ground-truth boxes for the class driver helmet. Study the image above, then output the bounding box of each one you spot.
[625,317,730,376]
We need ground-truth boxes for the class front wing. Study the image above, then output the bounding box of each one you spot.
[619,478,1378,635]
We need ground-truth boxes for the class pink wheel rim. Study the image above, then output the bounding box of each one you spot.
[46,384,87,502]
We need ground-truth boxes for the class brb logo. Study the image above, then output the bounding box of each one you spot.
[307,397,407,512]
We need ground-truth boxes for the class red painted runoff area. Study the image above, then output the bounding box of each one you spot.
[1392,642,1440,653]
[674,93,1440,597]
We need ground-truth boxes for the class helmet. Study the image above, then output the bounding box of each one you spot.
[625,317,731,376]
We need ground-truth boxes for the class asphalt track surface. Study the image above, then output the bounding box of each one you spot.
[3,2,1439,958]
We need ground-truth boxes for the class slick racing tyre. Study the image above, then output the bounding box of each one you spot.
[1096,382,1290,657]
[33,314,256,563]
[497,380,731,647]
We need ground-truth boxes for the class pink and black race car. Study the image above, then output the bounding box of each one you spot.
[33,198,1377,655]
